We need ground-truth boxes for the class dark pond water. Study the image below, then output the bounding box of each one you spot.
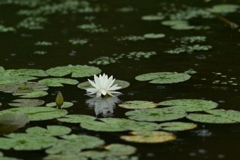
[1,0,240,159]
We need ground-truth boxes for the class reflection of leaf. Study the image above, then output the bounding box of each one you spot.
[78,79,130,90]
[135,72,191,84]
[125,107,186,122]
[26,126,71,136]
[119,100,157,109]
[0,133,58,150]
[159,99,218,112]
[159,122,197,131]
[38,78,79,87]
[187,109,240,124]
[8,99,45,107]
[80,118,160,132]
[46,65,101,78]
[0,107,68,121]
[46,134,105,155]
[0,113,29,134]
[121,131,176,143]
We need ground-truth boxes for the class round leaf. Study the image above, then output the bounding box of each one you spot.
[119,100,157,109]
[38,78,79,87]
[46,102,73,108]
[159,122,197,131]
[8,99,45,107]
[26,125,71,136]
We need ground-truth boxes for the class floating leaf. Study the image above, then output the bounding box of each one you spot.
[0,73,37,85]
[0,107,67,121]
[158,99,218,112]
[0,133,58,150]
[80,118,160,132]
[57,114,97,123]
[6,69,47,77]
[46,134,105,154]
[79,144,137,159]
[125,107,186,122]
[0,113,29,134]
[0,82,48,94]
[13,91,48,98]
[158,122,197,131]
[209,4,239,13]
[143,33,165,39]
[46,102,73,109]
[135,72,191,84]
[121,131,176,143]
[43,154,88,160]
[38,78,79,87]
[77,79,130,90]
[45,65,101,78]
[8,99,45,107]
[119,100,157,109]
[26,126,71,136]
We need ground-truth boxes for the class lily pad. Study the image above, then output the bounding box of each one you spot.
[26,126,71,136]
[46,102,73,108]
[135,72,191,84]
[159,122,197,131]
[0,73,37,85]
[57,114,97,123]
[0,107,68,121]
[46,134,105,155]
[0,113,29,134]
[8,99,45,107]
[80,118,160,132]
[13,91,48,98]
[209,4,239,13]
[38,78,79,87]
[143,33,165,39]
[125,107,187,122]
[0,133,58,150]
[121,131,176,143]
[119,100,157,109]
[45,65,101,78]
[77,79,130,90]
[6,69,47,77]
[158,99,218,112]
[0,82,48,94]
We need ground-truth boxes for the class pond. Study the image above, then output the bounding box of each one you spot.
[0,0,240,159]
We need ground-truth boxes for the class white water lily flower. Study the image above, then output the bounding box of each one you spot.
[86,74,122,98]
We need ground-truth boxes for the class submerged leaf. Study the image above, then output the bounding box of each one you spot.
[0,107,68,121]
[45,65,101,78]
[135,72,191,84]
[119,100,157,109]
[121,131,176,143]
[0,113,29,134]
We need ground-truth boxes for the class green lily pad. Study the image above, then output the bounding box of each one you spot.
[46,102,73,108]
[135,72,191,84]
[120,131,176,143]
[0,133,58,150]
[77,79,130,90]
[6,69,47,77]
[0,113,29,134]
[43,154,87,160]
[125,107,187,122]
[79,144,137,159]
[209,4,239,13]
[0,73,37,85]
[45,65,101,78]
[0,107,68,121]
[80,118,160,132]
[38,78,79,87]
[119,100,157,109]
[8,99,45,107]
[26,126,71,136]
[143,33,165,39]
[158,122,197,131]
[46,134,105,155]
[187,109,240,124]
[13,91,48,98]
[158,99,218,112]
[57,114,97,123]
[0,82,48,94]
